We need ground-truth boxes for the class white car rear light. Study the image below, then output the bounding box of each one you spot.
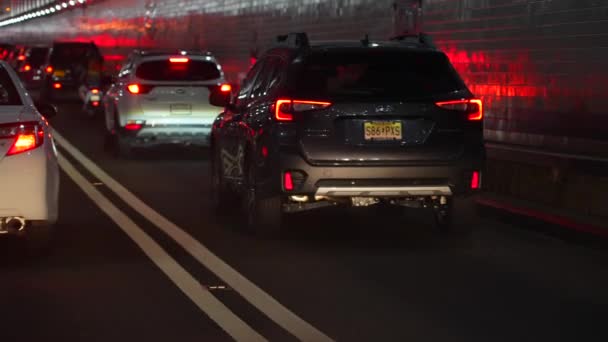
[0,122,45,156]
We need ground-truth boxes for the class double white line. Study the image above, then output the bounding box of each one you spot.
[54,131,333,342]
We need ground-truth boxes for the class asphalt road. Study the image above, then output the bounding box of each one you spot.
[1,103,608,342]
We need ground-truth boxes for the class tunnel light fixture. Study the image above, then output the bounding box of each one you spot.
[0,0,89,27]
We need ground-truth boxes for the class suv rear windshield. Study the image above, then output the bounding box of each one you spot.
[0,67,22,106]
[135,60,221,81]
[27,47,50,67]
[50,43,91,66]
[294,49,466,101]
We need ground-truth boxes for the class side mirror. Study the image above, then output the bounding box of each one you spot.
[35,102,57,119]
[209,86,232,108]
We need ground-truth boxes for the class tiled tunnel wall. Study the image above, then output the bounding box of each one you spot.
[2,0,607,219]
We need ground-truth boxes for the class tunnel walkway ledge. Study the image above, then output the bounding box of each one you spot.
[479,141,608,237]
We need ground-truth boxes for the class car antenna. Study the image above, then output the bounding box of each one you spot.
[361,33,370,46]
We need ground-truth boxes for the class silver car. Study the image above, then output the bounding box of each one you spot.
[103,50,229,156]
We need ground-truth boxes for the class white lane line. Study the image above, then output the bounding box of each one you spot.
[58,154,266,342]
[54,132,334,342]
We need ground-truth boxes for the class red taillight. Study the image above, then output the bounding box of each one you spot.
[471,171,481,189]
[53,83,62,89]
[1,122,45,156]
[169,57,189,63]
[274,99,332,122]
[124,123,143,131]
[284,172,294,191]
[127,84,140,94]
[127,84,154,95]
[220,84,232,93]
[92,101,100,107]
[436,99,483,121]
[23,64,31,71]
[91,88,99,94]
[45,66,53,74]
[17,55,25,61]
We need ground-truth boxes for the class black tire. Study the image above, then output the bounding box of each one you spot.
[210,149,234,215]
[115,135,133,159]
[84,107,96,119]
[243,158,283,236]
[24,222,55,257]
[433,197,476,235]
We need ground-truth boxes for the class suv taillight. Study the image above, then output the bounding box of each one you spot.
[273,99,332,121]
[127,84,154,95]
[0,122,45,156]
[435,99,483,121]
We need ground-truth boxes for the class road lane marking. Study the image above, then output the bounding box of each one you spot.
[58,153,266,342]
[54,132,334,342]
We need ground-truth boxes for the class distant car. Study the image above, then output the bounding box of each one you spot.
[16,46,51,90]
[209,32,485,235]
[41,41,103,102]
[0,60,59,253]
[103,49,229,157]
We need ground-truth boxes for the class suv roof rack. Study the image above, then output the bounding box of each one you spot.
[275,32,310,49]
[389,32,436,49]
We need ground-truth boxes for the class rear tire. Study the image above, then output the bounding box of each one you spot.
[115,135,133,159]
[24,222,55,257]
[433,197,476,235]
[210,149,234,215]
[243,159,283,236]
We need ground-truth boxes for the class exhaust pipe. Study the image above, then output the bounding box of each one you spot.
[1,217,26,234]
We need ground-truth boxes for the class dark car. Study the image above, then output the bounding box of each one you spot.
[16,46,51,90]
[208,32,485,235]
[41,41,103,102]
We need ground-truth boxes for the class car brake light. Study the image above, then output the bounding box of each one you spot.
[220,84,232,93]
[127,84,154,95]
[17,55,25,61]
[124,120,145,131]
[92,101,100,107]
[435,99,483,121]
[127,84,140,94]
[91,88,99,94]
[471,171,481,189]
[1,122,45,156]
[53,83,62,89]
[124,123,143,131]
[284,172,294,191]
[169,57,189,63]
[274,99,332,121]
[45,66,53,73]
[23,64,31,71]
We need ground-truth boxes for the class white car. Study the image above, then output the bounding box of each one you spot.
[0,60,59,252]
[103,50,230,157]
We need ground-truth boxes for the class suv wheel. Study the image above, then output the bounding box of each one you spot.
[243,159,283,236]
[210,149,233,215]
[433,197,475,235]
[114,135,133,158]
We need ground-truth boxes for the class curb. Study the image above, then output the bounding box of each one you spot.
[476,196,608,238]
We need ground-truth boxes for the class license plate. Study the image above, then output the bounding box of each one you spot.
[170,104,192,114]
[32,76,41,80]
[364,121,402,141]
[53,70,65,77]
[90,95,101,102]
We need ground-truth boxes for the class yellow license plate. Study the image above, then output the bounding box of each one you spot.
[364,121,402,141]
[53,70,65,77]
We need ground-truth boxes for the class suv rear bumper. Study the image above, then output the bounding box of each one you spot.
[260,150,485,198]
